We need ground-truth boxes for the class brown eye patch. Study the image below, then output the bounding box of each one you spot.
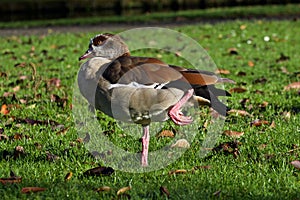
[92,33,115,46]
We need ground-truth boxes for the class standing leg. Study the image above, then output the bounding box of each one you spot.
[141,125,150,167]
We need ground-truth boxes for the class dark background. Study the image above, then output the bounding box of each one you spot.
[1,0,299,22]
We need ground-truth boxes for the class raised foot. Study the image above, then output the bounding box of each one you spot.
[168,89,194,126]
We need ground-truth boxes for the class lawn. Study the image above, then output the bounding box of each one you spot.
[0,19,299,199]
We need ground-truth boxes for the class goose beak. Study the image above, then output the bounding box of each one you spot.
[79,49,93,61]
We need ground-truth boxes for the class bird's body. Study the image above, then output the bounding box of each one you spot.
[78,33,234,166]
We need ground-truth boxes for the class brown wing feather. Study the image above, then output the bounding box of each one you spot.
[103,56,182,84]
[180,71,219,85]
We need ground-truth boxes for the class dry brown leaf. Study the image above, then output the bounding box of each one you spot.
[1,104,9,115]
[237,71,247,76]
[193,165,212,170]
[282,111,291,120]
[0,133,9,141]
[157,130,174,138]
[14,146,25,158]
[13,85,20,92]
[83,166,114,176]
[160,186,170,198]
[95,186,111,192]
[228,109,251,117]
[229,87,247,93]
[117,186,131,195]
[224,130,244,138]
[14,62,27,68]
[65,172,73,181]
[248,60,255,67]
[171,139,190,148]
[290,160,300,170]
[250,119,269,127]
[270,121,276,128]
[46,151,59,161]
[253,77,267,84]
[281,67,290,74]
[215,69,230,75]
[228,47,238,55]
[21,187,46,193]
[240,24,247,30]
[168,169,187,175]
[284,82,300,91]
[0,176,22,184]
[56,127,69,136]
[47,78,61,88]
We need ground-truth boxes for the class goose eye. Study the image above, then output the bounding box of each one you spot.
[92,37,103,46]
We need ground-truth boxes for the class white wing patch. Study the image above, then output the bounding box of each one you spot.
[108,82,168,90]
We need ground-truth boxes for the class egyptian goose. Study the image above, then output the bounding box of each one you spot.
[78,33,233,166]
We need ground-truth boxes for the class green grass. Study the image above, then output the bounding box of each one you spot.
[0,19,300,199]
[0,4,300,28]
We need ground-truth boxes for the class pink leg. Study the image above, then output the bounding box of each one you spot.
[168,89,194,125]
[141,125,150,167]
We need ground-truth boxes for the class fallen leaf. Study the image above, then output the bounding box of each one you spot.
[253,77,267,84]
[213,141,240,158]
[270,121,276,128]
[228,47,238,55]
[21,187,46,193]
[281,67,290,74]
[1,104,9,115]
[240,24,247,30]
[117,186,131,195]
[284,82,300,91]
[0,176,22,184]
[259,101,269,108]
[224,130,244,138]
[215,69,230,75]
[14,146,25,158]
[250,119,269,127]
[171,139,190,148]
[19,99,27,104]
[0,133,9,141]
[193,165,212,170]
[47,78,61,88]
[13,85,20,92]
[65,172,73,181]
[228,109,251,117]
[56,127,69,136]
[168,169,187,175]
[290,160,300,170]
[46,151,59,161]
[157,130,174,138]
[50,94,68,108]
[229,87,247,93]
[160,186,170,198]
[248,60,255,67]
[95,186,111,192]
[34,142,43,150]
[14,62,27,68]
[281,111,291,120]
[237,71,247,76]
[83,166,114,176]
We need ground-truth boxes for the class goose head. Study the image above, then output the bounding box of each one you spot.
[79,33,130,61]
